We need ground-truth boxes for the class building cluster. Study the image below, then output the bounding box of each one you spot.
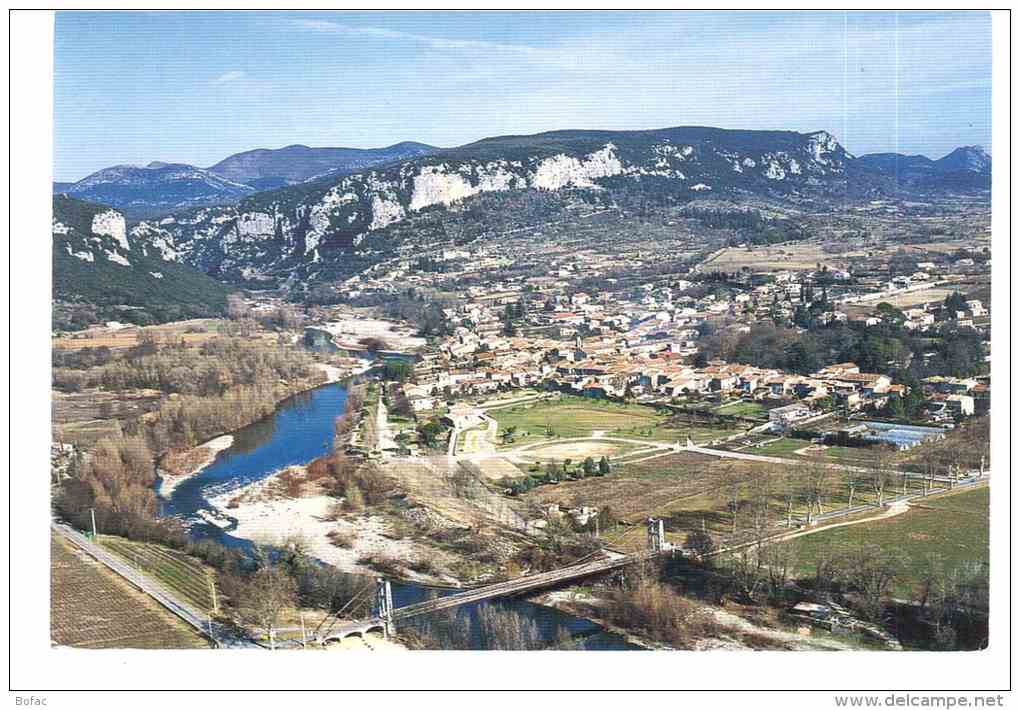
[328,234,989,426]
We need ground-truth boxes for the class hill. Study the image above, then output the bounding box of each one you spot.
[206,141,437,185]
[130,126,855,284]
[58,163,256,218]
[57,142,439,216]
[52,195,235,330]
[852,145,990,192]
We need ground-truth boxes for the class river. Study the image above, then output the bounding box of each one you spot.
[161,381,641,650]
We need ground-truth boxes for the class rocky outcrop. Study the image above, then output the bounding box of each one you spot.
[130,126,858,283]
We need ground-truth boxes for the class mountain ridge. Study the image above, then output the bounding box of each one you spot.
[57,142,440,216]
[52,195,234,329]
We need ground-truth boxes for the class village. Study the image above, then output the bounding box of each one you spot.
[312,211,991,441]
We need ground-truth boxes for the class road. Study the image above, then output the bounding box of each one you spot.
[51,521,260,649]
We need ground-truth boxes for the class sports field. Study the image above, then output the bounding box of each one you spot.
[489,395,661,441]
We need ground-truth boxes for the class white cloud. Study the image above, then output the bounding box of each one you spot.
[290,19,545,57]
[212,70,245,85]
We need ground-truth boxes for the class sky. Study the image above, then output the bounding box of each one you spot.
[53,11,993,181]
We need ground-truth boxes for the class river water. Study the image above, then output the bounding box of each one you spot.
[161,381,641,650]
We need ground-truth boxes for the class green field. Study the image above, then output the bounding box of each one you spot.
[490,395,662,441]
[490,394,738,447]
[781,486,990,598]
[741,437,808,457]
[99,536,219,615]
[714,400,769,419]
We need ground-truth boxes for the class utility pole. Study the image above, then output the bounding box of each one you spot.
[300,612,307,649]
[90,508,98,539]
[209,576,219,615]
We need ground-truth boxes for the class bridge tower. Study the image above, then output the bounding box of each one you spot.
[375,577,394,639]
[646,517,665,554]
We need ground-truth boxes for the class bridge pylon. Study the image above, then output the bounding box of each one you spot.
[375,577,394,639]
[646,517,665,554]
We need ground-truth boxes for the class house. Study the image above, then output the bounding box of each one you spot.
[946,394,975,417]
[408,394,436,412]
[769,403,812,431]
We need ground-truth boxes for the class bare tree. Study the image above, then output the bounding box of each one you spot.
[802,455,831,522]
[748,465,779,540]
[841,544,903,622]
[760,541,798,601]
[226,293,250,321]
[236,566,298,650]
[780,464,805,527]
[476,604,544,650]
[867,446,898,507]
[724,464,745,535]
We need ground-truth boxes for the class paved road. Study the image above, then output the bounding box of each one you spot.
[51,521,260,649]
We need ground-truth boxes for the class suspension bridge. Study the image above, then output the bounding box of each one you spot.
[313,518,671,644]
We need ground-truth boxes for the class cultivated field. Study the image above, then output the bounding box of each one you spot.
[50,535,210,649]
[99,536,220,615]
[521,451,746,532]
[868,287,956,309]
[781,486,989,598]
[701,243,846,272]
[53,318,231,350]
[473,456,526,481]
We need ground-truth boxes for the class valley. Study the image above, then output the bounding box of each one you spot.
[49,122,992,653]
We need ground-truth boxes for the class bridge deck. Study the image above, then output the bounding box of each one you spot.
[392,550,655,620]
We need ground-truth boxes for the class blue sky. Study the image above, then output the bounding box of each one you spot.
[54,11,992,181]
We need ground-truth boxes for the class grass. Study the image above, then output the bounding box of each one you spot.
[781,486,989,598]
[714,400,769,419]
[490,394,739,449]
[741,437,808,457]
[99,536,219,615]
[490,395,662,441]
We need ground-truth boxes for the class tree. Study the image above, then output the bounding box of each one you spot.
[236,566,298,650]
[867,447,898,507]
[841,544,904,622]
[597,456,611,476]
[760,542,798,601]
[943,291,968,314]
[582,457,596,477]
[226,294,249,321]
[724,465,746,534]
[802,455,831,522]
[685,530,715,558]
[417,419,445,448]
[875,302,907,326]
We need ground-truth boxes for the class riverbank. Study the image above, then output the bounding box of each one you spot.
[157,434,234,499]
[531,587,866,651]
[206,466,461,585]
[529,589,662,650]
[156,368,366,501]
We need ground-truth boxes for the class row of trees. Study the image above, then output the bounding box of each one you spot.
[54,336,322,397]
